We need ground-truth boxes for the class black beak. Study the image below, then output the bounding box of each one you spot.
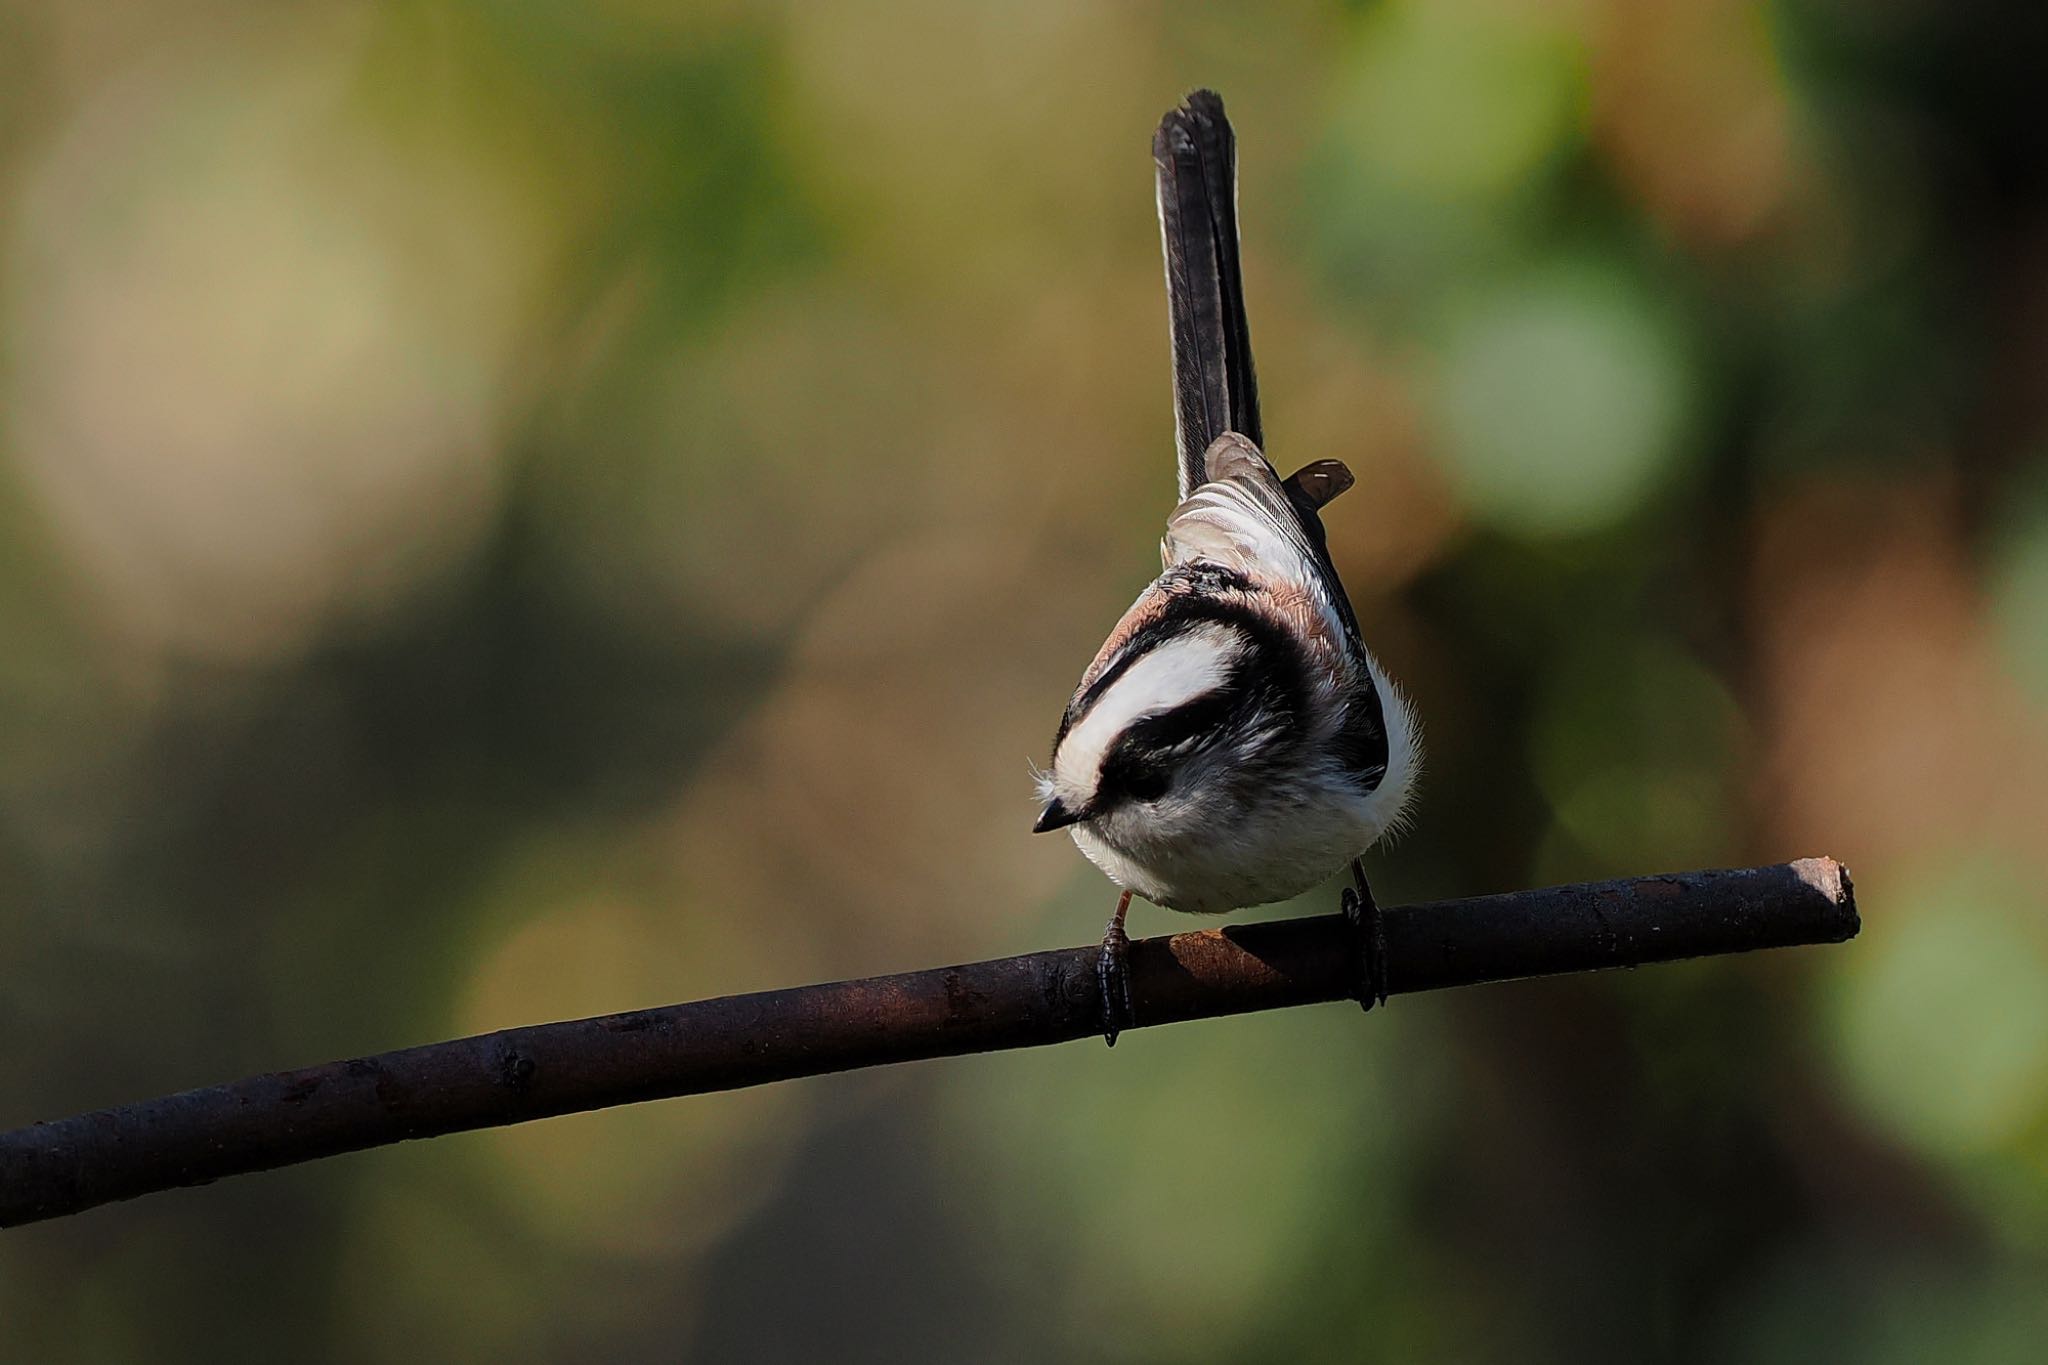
[1033,798,1082,834]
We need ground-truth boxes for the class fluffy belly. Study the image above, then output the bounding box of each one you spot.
[1072,797,1379,915]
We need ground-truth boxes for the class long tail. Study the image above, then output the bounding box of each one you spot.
[1154,89,1262,501]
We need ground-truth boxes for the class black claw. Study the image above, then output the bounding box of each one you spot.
[1098,920,1134,1046]
[1344,865,1390,1012]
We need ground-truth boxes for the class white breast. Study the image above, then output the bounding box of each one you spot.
[1072,761,1390,914]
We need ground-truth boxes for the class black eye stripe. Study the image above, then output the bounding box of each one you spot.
[1050,564,1313,806]
[1090,628,1306,809]
[1123,686,1238,753]
[1055,572,1274,748]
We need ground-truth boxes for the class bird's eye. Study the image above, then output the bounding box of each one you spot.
[1123,764,1171,802]
[1100,689,1242,806]
[1098,741,1172,805]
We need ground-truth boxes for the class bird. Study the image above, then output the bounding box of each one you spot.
[1032,89,1421,1045]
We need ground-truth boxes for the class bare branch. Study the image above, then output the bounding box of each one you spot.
[0,858,1856,1228]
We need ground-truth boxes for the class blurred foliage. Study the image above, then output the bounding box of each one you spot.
[2,0,2047,1361]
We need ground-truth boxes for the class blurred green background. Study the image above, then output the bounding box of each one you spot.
[4,0,2048,1360]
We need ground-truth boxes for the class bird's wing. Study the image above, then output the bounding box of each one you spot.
[1167,434,1364,658]
[1167,434,1393,789]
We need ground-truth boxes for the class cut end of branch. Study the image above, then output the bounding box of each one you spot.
[1790,856,1860,942]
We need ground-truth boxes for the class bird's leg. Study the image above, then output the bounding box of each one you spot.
[1098,889,1135,1047]
[1341,858,1389,1011]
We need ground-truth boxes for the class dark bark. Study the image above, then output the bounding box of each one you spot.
[0,858,1856,1228]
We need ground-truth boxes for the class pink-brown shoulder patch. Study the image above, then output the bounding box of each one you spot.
[1077,585,1173,692]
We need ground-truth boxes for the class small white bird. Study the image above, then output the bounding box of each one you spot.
[1034,90,1421,1043]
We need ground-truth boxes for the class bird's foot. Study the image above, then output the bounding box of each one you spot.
[1343,859,1389,1012]
[1098,891,1136,1046]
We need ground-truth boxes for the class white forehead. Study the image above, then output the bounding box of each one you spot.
[1055,623,1243,793]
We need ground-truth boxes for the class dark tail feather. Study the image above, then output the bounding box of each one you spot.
[1154,89,1262,500]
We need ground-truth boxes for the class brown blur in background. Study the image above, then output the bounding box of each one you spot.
[4,1,2048,1361]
